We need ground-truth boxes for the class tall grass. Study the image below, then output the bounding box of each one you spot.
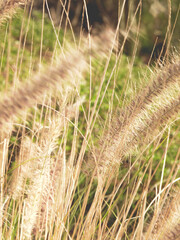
[0,0,180,239]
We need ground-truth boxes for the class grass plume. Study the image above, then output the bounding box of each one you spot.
[146,191,180,240]
[0,0,28,24]
[88,57,180,178]
[0,49,86,128]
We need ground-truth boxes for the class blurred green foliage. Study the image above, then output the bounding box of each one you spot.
[139,0,180,57]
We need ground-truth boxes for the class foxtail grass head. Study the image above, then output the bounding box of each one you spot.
[85,56,180,178]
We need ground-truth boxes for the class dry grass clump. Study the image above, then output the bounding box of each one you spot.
[0,1,180,240]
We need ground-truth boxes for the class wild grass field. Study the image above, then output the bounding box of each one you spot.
[0,0,180,239]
